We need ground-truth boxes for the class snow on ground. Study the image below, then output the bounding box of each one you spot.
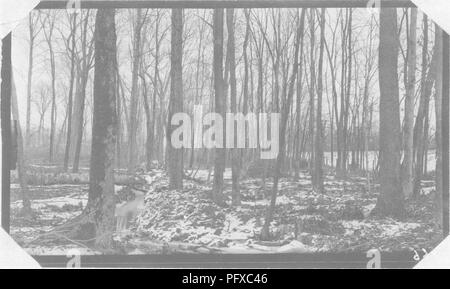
[341,219,421,238]
[323,150,437,173]
[420,186,435,196]
[12,193,86,211]
[10,184,88,245]
[26,246,98,256]
[9,166,443,255]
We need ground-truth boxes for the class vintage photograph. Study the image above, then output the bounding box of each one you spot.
[5,5,448,257]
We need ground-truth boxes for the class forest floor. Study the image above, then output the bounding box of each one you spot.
[10,166,443,255]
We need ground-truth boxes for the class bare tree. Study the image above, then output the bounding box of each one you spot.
[63,12,78,171]
[189,10,208,169]
[343,9,352,175]
[261,9,305,240]
[167,9,184,190]
[144,9,163,171]
[41,11,57,163]
[226,8,241,206]
[128,9,145,174]
[12,74,32,217]
[313,8,325,193]
[324,11,341,172]
[413,15,435,197]
[211,9,226,205]
[88,8,118,249]
[308,9,316,175]
[433,25,443,229]
[71,10,95,173]
[373,8,404,218]
[401,8,417,199]
[26,12,42,148]
[361,16,376,192]
[241,9,251,172]
[336,9,353,177]
[34,85,51,146]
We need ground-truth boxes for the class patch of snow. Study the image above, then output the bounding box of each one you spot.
[420,186,435,196]
[26,246,99,256]
[276,240,313,253]
[362,204,376,218]
[381,222,421,237]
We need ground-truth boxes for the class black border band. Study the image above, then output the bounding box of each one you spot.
[36,0,416,9]
[442,31,449,237]
[1,33,12,234]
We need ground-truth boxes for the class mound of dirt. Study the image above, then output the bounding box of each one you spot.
[137,176,227,244]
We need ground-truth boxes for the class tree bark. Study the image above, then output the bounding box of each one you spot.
[374,8,404,218]
[212,9,226,206]
[64,13,77,172]
[72,69,89,172]
[225,9,240,206]
[308,9,316,176]
[128,9,143,174]
[313,8,325,194]
[42,13,57,163]
[89,8,117,250]
[294,11,306,179]
[413,15,435,197]
[166,9,184,190]
[261,9,305,240]
[433,26,443,229]
[72,13,94,173]
[12,74,32,217]
[26,14,39,149]
[401,8,417,199]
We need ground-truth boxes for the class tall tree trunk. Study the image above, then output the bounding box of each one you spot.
[42,14,57,163]
[336,10,351,178]
[141,72,152,170]
[115,65,122,169]
[324,27,340,172]
[226,8,240,206]
[433,26,443,229]
[190,10,205,169]
[294,15,305,179]
[166,9,184,190]
[49,43,56,164]
[374,8,404,218]
[329,92,334,169]
[261,9,305,240]
[72,72,88,172]
[362,18,375,192]
[72,13,93,173]
[343,9,352,176]
[313,8,325,193]
[26,14,36,149]
[308,9,316,176]
[149,10,163,170]
[241,9,251,174]
[212,9,226,206]
[128,9,143,174]
[11,74,32,217]
[89,8,117,249]
[401,8,417,199]
[149,69,157,167]
[64,13,77,171]
[413,15,434,197]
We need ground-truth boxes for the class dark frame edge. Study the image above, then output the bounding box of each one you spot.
[36,0,416,9]
[1,33,12,234]
[442,31,449,238]
[32,252,419,268]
